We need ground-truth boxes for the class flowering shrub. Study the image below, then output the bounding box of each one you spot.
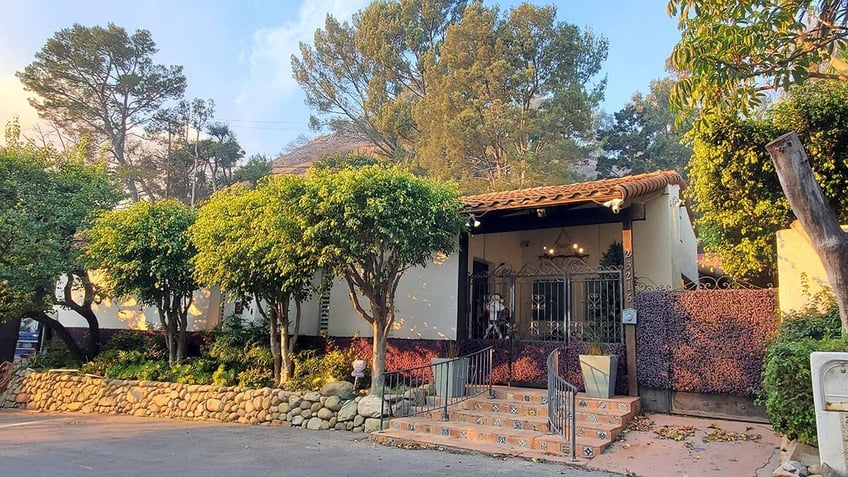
[636,289,778,397]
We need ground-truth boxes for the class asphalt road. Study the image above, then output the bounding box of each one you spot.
[0,410,621,477]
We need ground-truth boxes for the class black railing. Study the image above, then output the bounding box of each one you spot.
[547,349,577,461]
[379,347,494,431]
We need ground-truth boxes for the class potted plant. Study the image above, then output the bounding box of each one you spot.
[578,327,618,398]
[431,341,468,398]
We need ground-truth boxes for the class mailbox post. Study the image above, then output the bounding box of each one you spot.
[811,352,848,476]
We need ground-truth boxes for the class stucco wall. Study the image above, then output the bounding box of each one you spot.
[326,253,459,340]
[776,225,839,314]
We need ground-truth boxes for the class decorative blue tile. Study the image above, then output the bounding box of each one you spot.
[578,400,588,408]
[407,423,415,431]
[509,405,518,414]
[493,418,503,427]
[541,396,549,404]
[497,435,507,445]
[523,394,530,402]
[506,392,514,400]
[588,413,598,423]
[617,402,629,411]
[517,438,529,448]
[513,420,522,429]
[476,417,485,425]
[392,422,400,429]
[598,431,608,440]
[492,404,500,412]
[598,401,608,409]
[583,446,595,457]
[475,403,482,410]
[459,431,468,439]
[441,427,450,436]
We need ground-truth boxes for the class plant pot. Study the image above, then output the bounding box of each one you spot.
[431,357,469,398]
[579,354,618,398]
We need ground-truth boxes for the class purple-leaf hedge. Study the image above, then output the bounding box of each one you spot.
[636,289,778,397]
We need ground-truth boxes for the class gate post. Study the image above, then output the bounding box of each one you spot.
[622,214,639,397]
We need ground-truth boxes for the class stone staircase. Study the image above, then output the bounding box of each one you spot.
[370,385,640,464]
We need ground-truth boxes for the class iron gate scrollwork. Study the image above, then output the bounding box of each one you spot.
[467,258,623,343]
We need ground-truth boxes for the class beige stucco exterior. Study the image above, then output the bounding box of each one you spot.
[776,224,841,314]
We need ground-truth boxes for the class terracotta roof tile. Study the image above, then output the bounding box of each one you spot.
[461,170,685,213]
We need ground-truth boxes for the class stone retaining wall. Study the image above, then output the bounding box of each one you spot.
[1,369,389,433]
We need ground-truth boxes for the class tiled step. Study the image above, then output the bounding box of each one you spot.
[383,416,609,458]
[372,386,641,461]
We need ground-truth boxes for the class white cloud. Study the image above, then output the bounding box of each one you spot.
[238,0,367,108]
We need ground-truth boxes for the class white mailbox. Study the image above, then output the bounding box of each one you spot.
[811,352,848,476]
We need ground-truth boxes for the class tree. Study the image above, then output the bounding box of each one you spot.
[415,2,607,191]
[293,0,468,159]
[232,154,273,186]
[17,23,187,201]
[190,177,316,385]
[668,0,848,120]
[689,81,848,283]
[670,1,848,329]
[298,162,466,393]
[292,1,606,192]
[0,122,122,361]
[596,78,692,178]
[84,200,198,364]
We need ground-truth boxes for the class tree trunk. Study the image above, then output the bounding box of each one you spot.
[268,305,282,386]
[370,318,388,395]
[60,271,101,359]
[766,132,848,331]
[0,316,22,363]
[27,311,84,363]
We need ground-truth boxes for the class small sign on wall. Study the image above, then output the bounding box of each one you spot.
[622,308,637,324]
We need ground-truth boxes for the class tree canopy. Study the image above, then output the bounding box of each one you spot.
[298,161,466,392]
[17,23,187,201]
[668,0,848,122]
[191,176,316,384]
[84,200,198,364]
[292,0,607,192]
[0,121,121,360]
[688,80,848,282]
[596,78,692,178]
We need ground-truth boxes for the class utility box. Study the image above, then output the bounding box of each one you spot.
[812,352,848,476]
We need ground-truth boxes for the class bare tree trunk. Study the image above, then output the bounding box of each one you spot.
[0,316,22,363]
[766,132,848,331]
[278,296,292,385]
[60,271,101,359]
[371,318,388,395]
[267,305,282,386]
[27,311,85,363]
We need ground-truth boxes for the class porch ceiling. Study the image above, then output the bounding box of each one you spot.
[461,170,685,214]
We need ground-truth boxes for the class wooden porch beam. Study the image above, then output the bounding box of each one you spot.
[470,204,646,235]
[456,233,470,340]
[622,208,639,397]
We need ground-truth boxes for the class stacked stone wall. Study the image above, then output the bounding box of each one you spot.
[1,369,387,433]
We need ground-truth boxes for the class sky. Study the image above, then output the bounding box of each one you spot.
[0,0,682,159]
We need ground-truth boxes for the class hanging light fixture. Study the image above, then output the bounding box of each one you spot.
[540,227,588,259]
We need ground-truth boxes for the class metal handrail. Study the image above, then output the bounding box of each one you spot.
[547,349,577,461]
[379,346,494,431]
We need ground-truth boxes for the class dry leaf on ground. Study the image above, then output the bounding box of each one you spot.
[654,424,696,441]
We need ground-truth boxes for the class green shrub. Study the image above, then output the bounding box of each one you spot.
[26,338,81,369]
[760,301,847,446]
[165,358,217,384]
[202,314,272,384]
[286,340,365,391]
[103,350,168,381]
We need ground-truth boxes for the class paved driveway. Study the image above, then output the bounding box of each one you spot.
[0,410,618,477]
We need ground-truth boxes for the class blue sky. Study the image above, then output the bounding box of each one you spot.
[0,0,681,158]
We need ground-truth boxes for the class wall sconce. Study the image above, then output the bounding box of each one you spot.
[467,214,481,228]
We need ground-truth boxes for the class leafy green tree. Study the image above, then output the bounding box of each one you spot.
[688,81,848,282]
[84,200,198,364]
[293,0,468,159]
[0,122,122,360]
[232,153,273,186]
[190,177,316,385]
[298,164,466,393]
[668,0,848,121]
[416,2,606,192]
[293,1,606,192]
[17,23,187,201]
[597,78,692,178]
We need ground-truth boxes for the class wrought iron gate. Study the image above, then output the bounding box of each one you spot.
[467,258,623,343]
